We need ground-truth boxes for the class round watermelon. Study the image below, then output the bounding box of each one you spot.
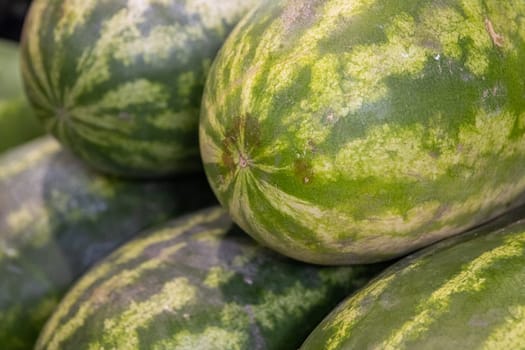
[0,137,216,350]
[20,0,260,178]
[36,207,384,350]
[200,0,525,264]
[300,203,525,349]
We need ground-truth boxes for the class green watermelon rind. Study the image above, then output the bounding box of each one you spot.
[300,203,525,349]
[200,0,525,264]
[0,137,216,350]
[20,0,260,178]
[36,207,384,350]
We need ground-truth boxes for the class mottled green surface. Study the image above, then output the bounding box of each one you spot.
[36,207,384,350]
[301,204,525,350]
[200,0,525,264]
[0,137,216,350]
[20,0,259,178]
[0,39,43,153]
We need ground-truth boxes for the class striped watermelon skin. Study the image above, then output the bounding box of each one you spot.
[0,137,216,350]
[20,0,259,178]
[300,204,525,350]
[0,39,43,153]
[36,207,384,350]
[200,0,525,264]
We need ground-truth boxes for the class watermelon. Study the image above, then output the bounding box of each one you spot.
[200,0,525,264]
[0,137,216,350]
[35,207,384,350]
[0,39,43,153]
[300,204,525,350]
[20,0,260,178]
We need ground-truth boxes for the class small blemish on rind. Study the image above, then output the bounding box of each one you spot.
[118,111,132,121]
[294,158,314,185]
[484,18,504,48]
[281,0,323,33]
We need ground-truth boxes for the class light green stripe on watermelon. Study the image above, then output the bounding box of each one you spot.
[482,306,525,349]
[40,241,188,349]
[39,212,222,348]
[381,239,523,349]
[0,39,43,153]
[0,134,59,181]
[36,207,385,350]
[300,204,525,350]
[0,137,216,350]
[20,0,260,178]
[95,278,197,350]
[35,208,226,348]
[200,0,525,264]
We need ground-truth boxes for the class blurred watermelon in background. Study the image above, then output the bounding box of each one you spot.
[0,0,43,153]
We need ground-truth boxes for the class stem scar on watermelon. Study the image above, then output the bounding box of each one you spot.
[221,114,261,172]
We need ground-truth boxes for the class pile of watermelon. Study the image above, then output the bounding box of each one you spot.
[2,0,525,349]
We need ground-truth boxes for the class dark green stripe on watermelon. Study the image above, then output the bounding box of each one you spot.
[35,207,384,350]
[300,204,525,350]
[0,39,43,153]
[0,137,217,350]
[200,0,525,264]
[20,0,260,178]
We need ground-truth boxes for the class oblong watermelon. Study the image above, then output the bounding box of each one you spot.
[200,0,525,264]
[300,204,525,349]
[0,137,216,350]
[36,207,384,350]
[0,39,43,153]
[20,0,259,178]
